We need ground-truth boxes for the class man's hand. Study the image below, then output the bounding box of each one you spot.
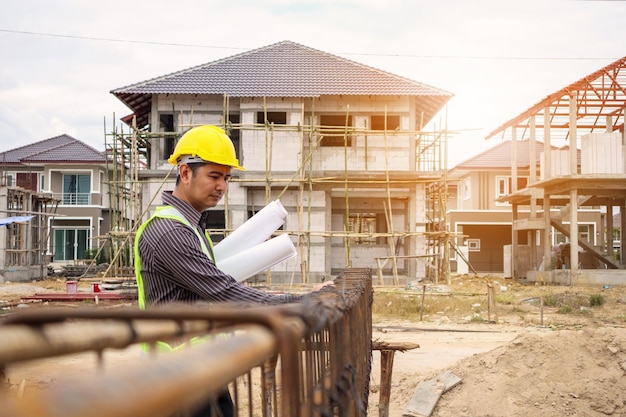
[312,280,335,291]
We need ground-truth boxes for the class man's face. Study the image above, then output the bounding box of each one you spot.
[180,162,231,212]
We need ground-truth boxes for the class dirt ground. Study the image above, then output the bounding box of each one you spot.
[2,274,626,416]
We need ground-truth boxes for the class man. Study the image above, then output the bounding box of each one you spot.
[134,125,331,417]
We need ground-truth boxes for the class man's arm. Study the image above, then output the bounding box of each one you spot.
[141,218,299,304]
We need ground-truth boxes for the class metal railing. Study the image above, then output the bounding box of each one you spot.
[51,192,91,205]
[0,268,373,417]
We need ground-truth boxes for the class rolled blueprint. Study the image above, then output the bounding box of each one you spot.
[216,233,296,282]
[214,200,288,261]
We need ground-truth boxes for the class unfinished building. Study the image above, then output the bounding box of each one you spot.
[487,56,626,285]
[0,184,58,282]
[106,40,454,285]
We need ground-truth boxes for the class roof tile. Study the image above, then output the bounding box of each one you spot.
[111,40,453,128]
[113,40,452,98]
[0,134,105,165]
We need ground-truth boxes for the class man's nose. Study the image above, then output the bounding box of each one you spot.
[216,177,228,190]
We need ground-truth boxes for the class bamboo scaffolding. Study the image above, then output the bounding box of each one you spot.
[102,95,452,284]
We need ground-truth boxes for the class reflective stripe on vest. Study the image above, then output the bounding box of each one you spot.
[134,205,216,352]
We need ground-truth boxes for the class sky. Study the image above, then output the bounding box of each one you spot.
[1,0,625,166]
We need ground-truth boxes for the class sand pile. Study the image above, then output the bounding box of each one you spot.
[430,327,626,417]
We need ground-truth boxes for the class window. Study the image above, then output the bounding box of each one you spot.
[228,114,241,161]
[553,224,592,246]
[53,229,90,261]
[63,174,91,205]
[319,115,353,147]
[466,238,481,252]
[256,111,287,125]
[348,213,378,244]
[579,224,590,243]
[5,173,15,186]
[496,176,529,198]
[16,173,38,191]
[462,178,471,200]
[370,115,401,131]
[160,114,176,160]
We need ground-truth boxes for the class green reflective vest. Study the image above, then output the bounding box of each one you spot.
[134,205,216,352]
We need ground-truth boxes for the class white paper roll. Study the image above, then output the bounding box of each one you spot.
[214,200,287,261]
[216,233,296,282]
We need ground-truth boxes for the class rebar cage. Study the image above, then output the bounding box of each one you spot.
[0,268,373,417]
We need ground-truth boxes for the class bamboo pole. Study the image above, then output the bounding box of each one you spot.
[263,97,275,284]
[222,96,231,238]
[343,105,352,268]
[101,104,453,286]
[383,107,399,285]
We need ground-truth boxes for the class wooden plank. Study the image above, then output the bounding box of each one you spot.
[402,371,461,417]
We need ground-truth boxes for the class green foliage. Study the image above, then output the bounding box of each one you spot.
[542,294,560,307]
[589,294,605,307]
[83,248,99,260]
[373,290,487,321]
[495,293,516,305]
[470,314,485,323]
[373,292,424,319]
[83,247,110,264]
[541,292,606,315]
[558,305,573,314]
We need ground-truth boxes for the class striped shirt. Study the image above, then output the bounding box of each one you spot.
[137,191,300,306]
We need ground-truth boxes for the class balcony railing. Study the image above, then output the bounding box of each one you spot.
[53,192,91,205]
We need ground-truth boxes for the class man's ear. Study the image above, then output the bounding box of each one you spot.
[178,164,192,182]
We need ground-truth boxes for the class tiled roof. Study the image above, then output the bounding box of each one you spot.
[0,134,105,165]
[452,139,580,170]
[111,40,453,128]
[454,140,545,169]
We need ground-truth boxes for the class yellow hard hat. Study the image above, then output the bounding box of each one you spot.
[167,125,245,170]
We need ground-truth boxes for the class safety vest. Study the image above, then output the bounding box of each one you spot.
[134,205,216,352]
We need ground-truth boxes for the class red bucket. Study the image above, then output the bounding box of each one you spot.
[66,281,77,293]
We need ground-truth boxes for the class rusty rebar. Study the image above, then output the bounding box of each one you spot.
[0,268,373,417]
[2,324,277,417]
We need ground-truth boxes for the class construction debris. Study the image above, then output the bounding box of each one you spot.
[402,370,461,417]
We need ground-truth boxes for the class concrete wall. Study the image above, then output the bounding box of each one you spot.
[141,94,429,282]
[581,132,624,174]
[527,269,626,286]
[0,266,47,283]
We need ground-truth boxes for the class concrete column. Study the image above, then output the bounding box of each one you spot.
[543,193,552,270]
[544,107,551,179]
[569,94,578,175]
[570,188,579,276]
[622,111,626,175]
[511,127,518,192]
[408,186,417,278]
[607,202,614,257]
[512,203,519,278]
[621,207,626,267]
[529,116,537,184]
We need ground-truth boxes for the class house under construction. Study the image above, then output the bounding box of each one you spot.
[487,55,626,285]
[104,40,455,285]
[0,185,57,282]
